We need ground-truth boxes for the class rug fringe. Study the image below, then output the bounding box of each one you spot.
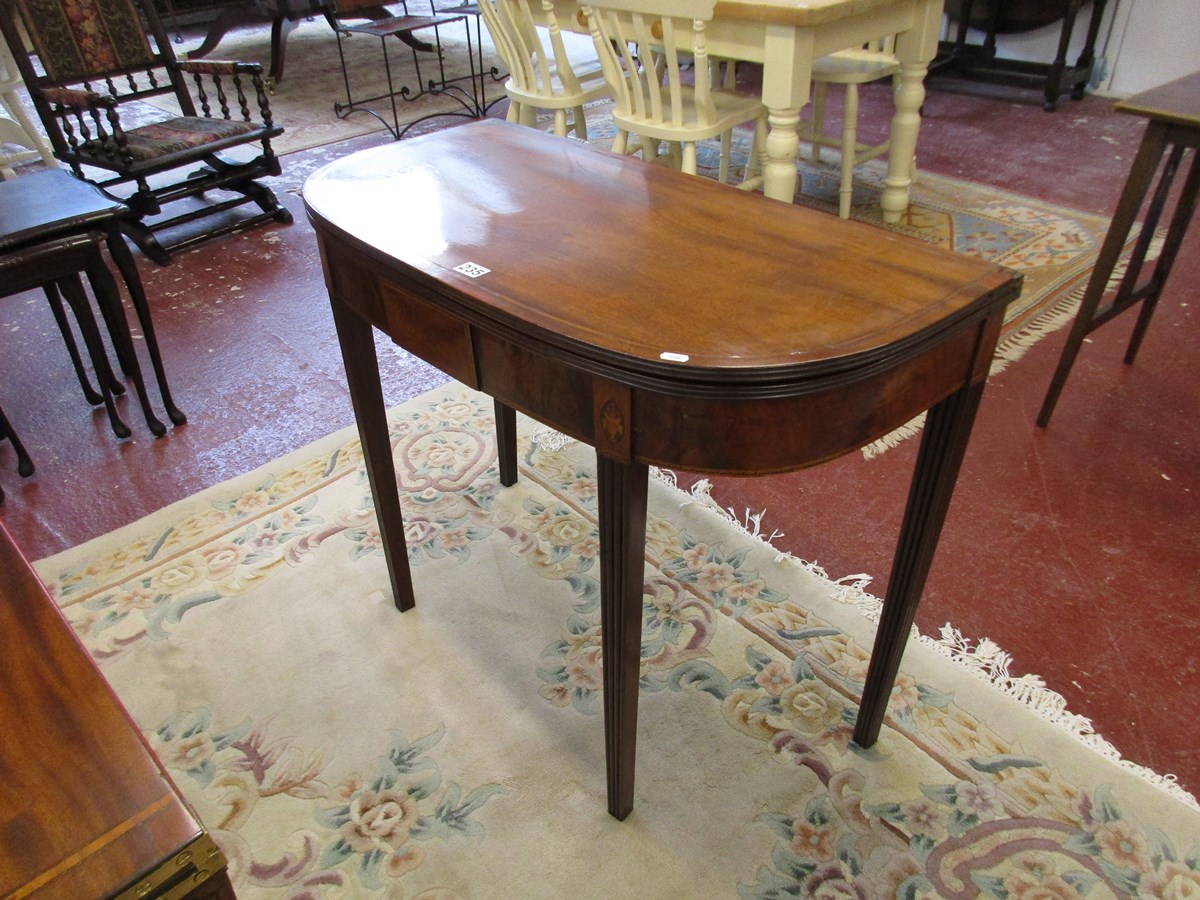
[652,468,1200,811]
[667,473,786,545]
[920,625,1200,810]
[528,422,578,452]
[862,413,926,461]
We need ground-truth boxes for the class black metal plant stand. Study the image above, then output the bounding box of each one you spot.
[332,2,500,140]
[433,1,507,116]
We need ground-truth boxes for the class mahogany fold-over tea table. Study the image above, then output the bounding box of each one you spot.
[305,120,1021,821]
[0,522,233,898]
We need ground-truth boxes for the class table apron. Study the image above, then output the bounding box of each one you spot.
[320,233,997,475]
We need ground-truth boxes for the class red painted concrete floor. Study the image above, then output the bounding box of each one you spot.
[2,78,1196,800]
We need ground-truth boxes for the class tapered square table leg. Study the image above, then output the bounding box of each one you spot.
[330,296,416,612]
[854,380,987,747]
[494,399,518,487]
[597,456,649,820]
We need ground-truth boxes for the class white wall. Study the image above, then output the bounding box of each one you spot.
[1101,0,1200,95]
[944,0,1200,98]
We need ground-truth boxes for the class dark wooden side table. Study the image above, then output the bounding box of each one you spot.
[183,0,438,85]
[933,0,1109,111]
[184,0,342,85]
[305,120,1022,820]
[1038,71,1200,426]
[0,170,187,435]
[0,523,234,899]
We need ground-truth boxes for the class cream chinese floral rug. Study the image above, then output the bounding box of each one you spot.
[35,382,1199,897]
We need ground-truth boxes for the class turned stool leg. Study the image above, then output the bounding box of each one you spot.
[55,273,131,440]
[0,403,35,503]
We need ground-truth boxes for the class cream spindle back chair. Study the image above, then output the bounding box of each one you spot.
[802,36,916,218]
[582,0,765,188]
[478,0,611,139]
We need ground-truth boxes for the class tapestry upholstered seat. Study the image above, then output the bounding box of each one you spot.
[0,0,293,264]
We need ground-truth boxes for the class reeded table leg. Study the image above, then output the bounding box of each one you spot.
[853,379,987,748]
[596,455,649,820]
[330,297,416,612]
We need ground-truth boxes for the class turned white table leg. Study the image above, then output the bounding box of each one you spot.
[762,107,802,202]
[881,60,926,223]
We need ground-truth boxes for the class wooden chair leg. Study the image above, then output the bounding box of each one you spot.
[105,230,186,427]
[718,60,736,184]
[811,82,827,164]
[682,141,698,176]
[838,84,859,219]
[612,128,629,157]
[43,282,114,406]
[753,117,766,173]
[666,142,682,170]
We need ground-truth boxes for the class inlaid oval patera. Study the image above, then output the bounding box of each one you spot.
[599,399,626,447]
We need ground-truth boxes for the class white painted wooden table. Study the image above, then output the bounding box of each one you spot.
[557,0,941,221]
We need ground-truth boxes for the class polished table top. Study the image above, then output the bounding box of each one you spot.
[0,523,229,898]
[305,119,1021,819]
[306,121,1012,421]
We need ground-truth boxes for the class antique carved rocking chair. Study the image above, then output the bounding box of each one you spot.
[0,0,292,264]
